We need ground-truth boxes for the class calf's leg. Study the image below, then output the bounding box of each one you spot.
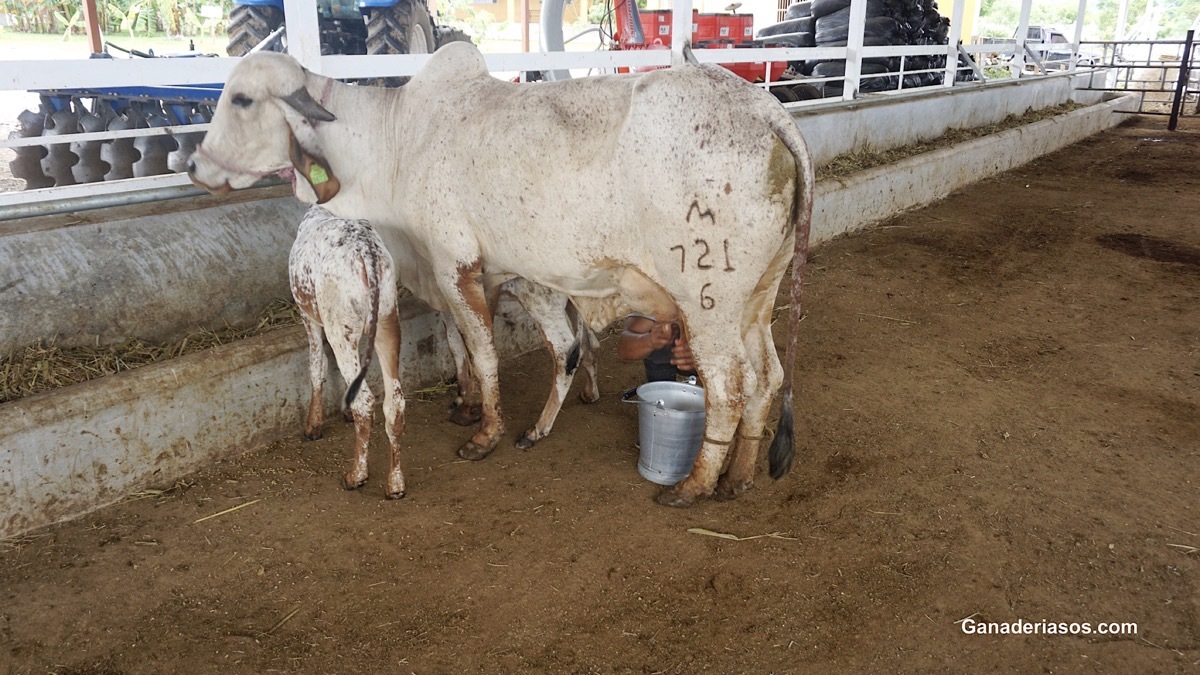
[509,283,583,449]
[375,306,408,499]
[328,331,373,490]
[443,317,482,426]
[301,314,327,441]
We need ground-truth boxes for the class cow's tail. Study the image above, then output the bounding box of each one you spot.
[344,245,384,411]
[766,114,815,480]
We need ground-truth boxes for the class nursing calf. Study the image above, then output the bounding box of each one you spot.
[290,206,406,498]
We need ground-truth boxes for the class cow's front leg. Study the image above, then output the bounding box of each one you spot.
[444,259,505,460]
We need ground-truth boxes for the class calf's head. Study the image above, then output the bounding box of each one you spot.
[188,52,341,203]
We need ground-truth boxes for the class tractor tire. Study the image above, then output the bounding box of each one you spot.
[226,4,284,57]
[435,25,473,48]
[772,85,801,103]
[365,0,435,85]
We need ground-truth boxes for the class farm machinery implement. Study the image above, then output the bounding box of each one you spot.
[539,0,964,101]
[8,55,221,190]
[6,0,470,191]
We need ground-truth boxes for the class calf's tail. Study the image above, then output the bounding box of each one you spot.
[344,247,384,411]
[766,115,815,480]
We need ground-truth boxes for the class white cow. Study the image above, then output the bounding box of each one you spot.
[290,206,406,498]
[189,42,814,507]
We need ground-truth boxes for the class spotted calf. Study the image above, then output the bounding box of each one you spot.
[290,206,406,498]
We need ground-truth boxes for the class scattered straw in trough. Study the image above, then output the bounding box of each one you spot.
[817,102,1084,181]
[0,299,301,404]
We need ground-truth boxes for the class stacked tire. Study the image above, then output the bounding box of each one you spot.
[760,0,965,99]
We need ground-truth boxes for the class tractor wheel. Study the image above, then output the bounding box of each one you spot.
[772,86,801,103]
[435,26,474,48]
[365,1,435,85]
[226,4,285,57]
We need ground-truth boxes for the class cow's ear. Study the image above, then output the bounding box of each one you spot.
[281,86,336,123]
[289,130,340,204]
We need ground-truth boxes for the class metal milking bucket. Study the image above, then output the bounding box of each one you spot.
[628,378,706,485]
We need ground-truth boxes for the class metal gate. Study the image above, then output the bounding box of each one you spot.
[1077,30,1197,130]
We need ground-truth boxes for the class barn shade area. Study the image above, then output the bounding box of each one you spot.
[0,116,1195,671]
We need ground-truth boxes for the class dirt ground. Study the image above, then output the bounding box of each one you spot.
[2,115,1198,673]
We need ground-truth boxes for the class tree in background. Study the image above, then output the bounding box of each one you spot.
[976,0,1199,40]
[0,0,232,35]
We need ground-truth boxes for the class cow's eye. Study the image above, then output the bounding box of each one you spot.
[232,94,253,108]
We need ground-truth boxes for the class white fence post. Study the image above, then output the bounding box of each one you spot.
[283,0,323,71]
[673,0,695,58]
[843,0,868,100]
[944,0,966,86]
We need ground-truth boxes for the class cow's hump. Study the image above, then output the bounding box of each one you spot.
[419,41,489,84]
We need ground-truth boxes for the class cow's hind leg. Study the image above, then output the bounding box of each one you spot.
[328,332,373,490]
[716,320,783,500]
[656,327,754,508]
[375,306,407,499]
[717,241,791,500]
[301,314,327,441]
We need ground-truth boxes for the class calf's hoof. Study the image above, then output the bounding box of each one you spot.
[447,403,482,427]
[714,476,754,501]
[515,429,542,450]
[341,474,367,491]
[342,410,354,424]
[457,440,496,461]
[385,488,406,500]
[579,390,601,404]
[303,429,323,442]
[654,486,697,508]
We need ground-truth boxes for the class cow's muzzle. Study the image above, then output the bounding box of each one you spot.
[187,170,232,196]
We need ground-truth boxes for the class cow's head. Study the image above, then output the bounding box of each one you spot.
[188,52,341,203]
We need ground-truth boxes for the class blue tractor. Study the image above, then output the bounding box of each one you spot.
[226,0,471,59]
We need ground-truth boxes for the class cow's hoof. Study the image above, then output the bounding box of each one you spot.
[342,475,367,491]
[447,403,482,427]
[457,441,495,461]
[342,410,354,424]
[655,487,696,508]
[579,390,601,404]
[303,429,323,441]
[385,489,406,500]
[714,477,753,501]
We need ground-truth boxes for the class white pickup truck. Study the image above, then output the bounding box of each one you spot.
[1017,26,1102,70]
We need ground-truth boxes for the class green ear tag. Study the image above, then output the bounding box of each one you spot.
[309,164,329,186]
